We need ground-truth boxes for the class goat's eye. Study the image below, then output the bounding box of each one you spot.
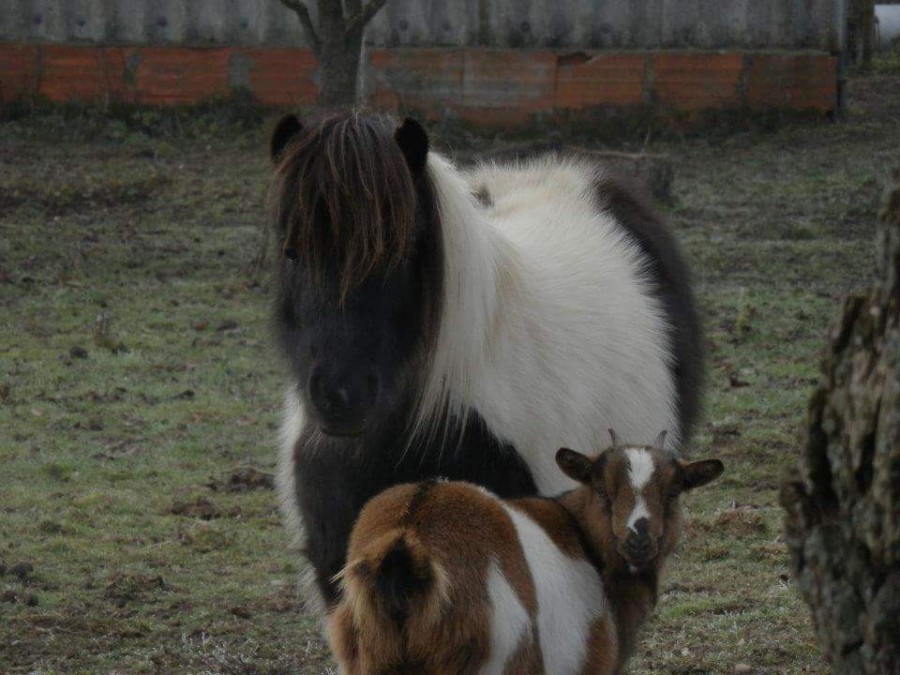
[666,487,680,501]
[284,247,298,260]
[596,486,609,501]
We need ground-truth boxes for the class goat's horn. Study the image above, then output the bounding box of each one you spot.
[608,429,619,449]
[654,430,668,450]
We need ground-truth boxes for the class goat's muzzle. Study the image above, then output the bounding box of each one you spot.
[620,518,659,569]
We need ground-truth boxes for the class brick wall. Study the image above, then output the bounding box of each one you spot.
[0,44,838,125]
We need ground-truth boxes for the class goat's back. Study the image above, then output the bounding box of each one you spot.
[331,480,538,673]
[330,480,616,674]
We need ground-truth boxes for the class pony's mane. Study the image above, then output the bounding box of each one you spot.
[410,154,505,443]
[274,111,418,301]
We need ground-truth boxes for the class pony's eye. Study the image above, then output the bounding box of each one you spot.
[284,247,298,261]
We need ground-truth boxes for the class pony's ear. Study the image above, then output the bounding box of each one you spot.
[395,118,429,174]
[679,459,724,491]
[270,114,303,163]
[556,448,593,485]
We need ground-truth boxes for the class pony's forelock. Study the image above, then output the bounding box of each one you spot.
[275,111,418,301]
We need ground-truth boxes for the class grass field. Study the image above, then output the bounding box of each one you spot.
[1,70,898,674]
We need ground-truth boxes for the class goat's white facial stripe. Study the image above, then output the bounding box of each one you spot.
[626,496,650,531]
[625,448,655,489]
[482,561,528,675]
[625,448,655,532]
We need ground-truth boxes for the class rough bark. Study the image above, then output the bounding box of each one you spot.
[278,0,388,108]
[780,170,900,675]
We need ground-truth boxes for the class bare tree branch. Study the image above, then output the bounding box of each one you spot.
[346,0,388,34]
[278,0,321,53]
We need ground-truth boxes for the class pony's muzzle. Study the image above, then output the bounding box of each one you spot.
[308,365,378,436]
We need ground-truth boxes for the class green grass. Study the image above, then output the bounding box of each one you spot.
[2,73,898,673]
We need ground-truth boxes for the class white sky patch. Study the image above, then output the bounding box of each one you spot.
[625,448,656,532]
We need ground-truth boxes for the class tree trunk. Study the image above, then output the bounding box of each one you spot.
[278,0,387,109]
[317,25,364,109]
[780,170,900,675]
[313,0,361,108]
[848,0,877,68]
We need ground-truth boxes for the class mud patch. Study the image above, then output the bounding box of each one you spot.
[704,507,769,537]
[1,589,38,606]
[169,496,220,520]
[5,562,35,580]
[103,572,170,607]
[207,466,274,492]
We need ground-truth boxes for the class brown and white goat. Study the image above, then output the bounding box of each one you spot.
[328,432,724,675]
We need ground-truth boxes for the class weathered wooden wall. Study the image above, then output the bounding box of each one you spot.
[0,0,847,50]
[0,1,845,123]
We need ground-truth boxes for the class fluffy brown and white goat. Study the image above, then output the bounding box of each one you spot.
[328,432,723,675]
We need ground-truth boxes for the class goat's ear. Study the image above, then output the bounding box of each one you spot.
[679,459,724,491]
[608,428,620,449]
[395,118,429,174]
[556,448,593,485]
[653,430,668,451]
[271,114,303,163]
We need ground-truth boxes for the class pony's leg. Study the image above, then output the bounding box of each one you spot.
[294,442,375,609]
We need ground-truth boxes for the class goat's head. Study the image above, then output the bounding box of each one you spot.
[556,430,723,571]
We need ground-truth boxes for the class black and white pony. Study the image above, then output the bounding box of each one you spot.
[269,111,702,616]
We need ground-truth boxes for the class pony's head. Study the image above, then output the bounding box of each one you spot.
[270,112,441,437]
[556,430,723,571]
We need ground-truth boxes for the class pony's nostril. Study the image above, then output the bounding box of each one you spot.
[309,368,373,415]
[333,386,351,407]
[320,382,351,414]
[309,370,340,414]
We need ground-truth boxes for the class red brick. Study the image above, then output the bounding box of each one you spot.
[241,48,317,107]
[135,48,230,105]
[0,45,844,122]
[107,48,141,102]
[0,44,39,102]
[556,52,647,109]
[368,49,463,117]
[746,54,837,111]
[38,45,126,103]
[653,53,743,111]
[462,50,555,112]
